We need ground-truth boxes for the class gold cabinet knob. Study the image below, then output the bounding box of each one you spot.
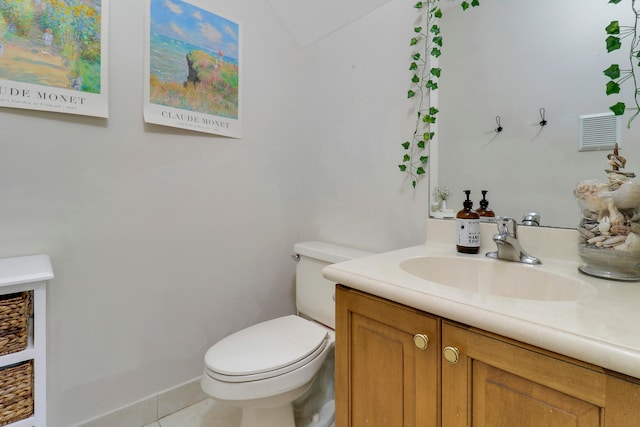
[443,346,460,364]
[414,334,430,350]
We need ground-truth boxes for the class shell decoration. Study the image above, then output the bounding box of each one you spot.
[575,144,640,253]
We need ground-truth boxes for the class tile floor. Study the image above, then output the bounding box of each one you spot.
[144,398,241,427]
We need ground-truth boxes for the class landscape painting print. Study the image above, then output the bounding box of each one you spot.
[0,0,108,117]
[144,0,241,137]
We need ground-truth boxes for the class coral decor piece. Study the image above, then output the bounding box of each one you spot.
[574,144,640,280]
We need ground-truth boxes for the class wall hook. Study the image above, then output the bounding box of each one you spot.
[539,108,547,126]
[495,116,503,133]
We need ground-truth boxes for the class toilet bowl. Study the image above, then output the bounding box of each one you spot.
[201,242,372,427]
[202,315,334,426]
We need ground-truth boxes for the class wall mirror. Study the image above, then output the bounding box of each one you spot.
[430,0,640,228]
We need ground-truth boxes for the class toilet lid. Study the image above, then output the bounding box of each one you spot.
[205,315,329,381]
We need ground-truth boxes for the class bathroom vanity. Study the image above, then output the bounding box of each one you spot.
[324,220,640,426]
[335,286,639,426]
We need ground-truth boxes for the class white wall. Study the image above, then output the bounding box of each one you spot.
[0,1,304,426]
[299,0,430,252]
[0,0,433,424]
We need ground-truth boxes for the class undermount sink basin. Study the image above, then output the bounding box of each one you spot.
[399,256,596,301]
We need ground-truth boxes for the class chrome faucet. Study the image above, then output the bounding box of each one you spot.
[486,217,542,265]
[522,212,541,227]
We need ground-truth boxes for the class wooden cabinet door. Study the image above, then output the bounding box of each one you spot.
[604,372,640,426]
[335,286,440,427]
[441,321,640,427]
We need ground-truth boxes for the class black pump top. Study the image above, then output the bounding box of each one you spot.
[479,190,489,209]
[463,190,473,210]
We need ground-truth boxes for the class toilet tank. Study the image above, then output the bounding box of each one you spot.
[293,241,373,329]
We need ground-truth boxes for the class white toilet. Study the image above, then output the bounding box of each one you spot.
[201,241,372,427]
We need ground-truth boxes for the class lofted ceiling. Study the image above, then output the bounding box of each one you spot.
[266,0,393,46]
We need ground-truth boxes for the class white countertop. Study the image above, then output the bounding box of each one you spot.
[323,219,640,379]
[0,255,54,288]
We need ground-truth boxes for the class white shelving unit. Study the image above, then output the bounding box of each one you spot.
[0,255,54,427]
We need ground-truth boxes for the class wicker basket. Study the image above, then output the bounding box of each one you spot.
[0,360,34,426]
[0,292,30,357]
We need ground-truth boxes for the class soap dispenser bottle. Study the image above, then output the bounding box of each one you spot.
[476,190,495,219]
[456,190,480,254]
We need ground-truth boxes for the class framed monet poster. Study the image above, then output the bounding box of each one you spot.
[144,0,242,137]
[0,0,109,118]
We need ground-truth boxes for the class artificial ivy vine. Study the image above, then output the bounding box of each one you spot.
[399,0,479,188]
[604,0,640,127]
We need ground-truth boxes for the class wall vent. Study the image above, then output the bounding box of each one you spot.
[579,112,621,152]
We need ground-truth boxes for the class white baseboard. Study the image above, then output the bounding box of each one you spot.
[73,377,208,427]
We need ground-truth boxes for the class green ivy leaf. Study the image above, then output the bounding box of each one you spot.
[606,35,622,52]
[610,102,626,115]
[606,21,620,35]
[606,81,621,95]
[604,64,621,79]
[401,0,480,189]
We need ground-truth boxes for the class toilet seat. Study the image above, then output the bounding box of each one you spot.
[205,315,329,383]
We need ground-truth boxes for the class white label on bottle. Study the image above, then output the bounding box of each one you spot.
[456,218,480,247]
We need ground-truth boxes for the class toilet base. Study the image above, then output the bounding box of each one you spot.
[241,404,295,427]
